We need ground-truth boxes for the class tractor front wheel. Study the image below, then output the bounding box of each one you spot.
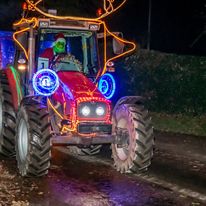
[112,103,154,173]
[16,100,52,177]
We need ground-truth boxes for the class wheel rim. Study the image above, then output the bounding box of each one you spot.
[115,118,130,161]
[0,98,3,135]
[18,118,29,162]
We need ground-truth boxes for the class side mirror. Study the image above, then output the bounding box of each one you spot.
[112,38,125,54]
[112,32,125,55]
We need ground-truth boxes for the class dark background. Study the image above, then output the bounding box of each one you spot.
[0,0,206,55]
[108,0,206,55]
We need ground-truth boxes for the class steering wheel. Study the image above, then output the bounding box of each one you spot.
[50,54,83,72]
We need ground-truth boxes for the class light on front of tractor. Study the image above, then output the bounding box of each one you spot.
[96,106,105,116]
[81,105,91,117]
[18,64,27,71]
[77,101,108,120]
[32,69,59,96]
[98,73,116,99]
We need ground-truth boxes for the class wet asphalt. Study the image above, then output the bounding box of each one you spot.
[149,132,206,195]
[0,131,206,206]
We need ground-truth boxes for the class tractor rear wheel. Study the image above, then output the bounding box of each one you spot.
[112,103,154,173]
[16,99,52,177]
[0,71,16,157]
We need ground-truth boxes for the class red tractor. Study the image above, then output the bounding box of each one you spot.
[0,0,154,177]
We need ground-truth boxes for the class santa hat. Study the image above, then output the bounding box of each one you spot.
[54,33,66,44]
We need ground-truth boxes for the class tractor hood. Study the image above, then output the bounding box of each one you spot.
[57,71,104,100]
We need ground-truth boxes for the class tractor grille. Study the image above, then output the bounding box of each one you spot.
[77,123,112,134]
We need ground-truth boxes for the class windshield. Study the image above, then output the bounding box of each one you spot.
[37,29,99,75]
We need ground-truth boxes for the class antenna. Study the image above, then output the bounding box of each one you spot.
[147,0,152,50]
[190,24,206,48]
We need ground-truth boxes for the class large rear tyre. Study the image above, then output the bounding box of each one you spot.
[0,71,16,157]
[112,103,154,173]
[16,99,52,177]
[68,145,102,156]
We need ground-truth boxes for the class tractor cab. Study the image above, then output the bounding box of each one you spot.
[37,23,100,76]
[14,18,102,96]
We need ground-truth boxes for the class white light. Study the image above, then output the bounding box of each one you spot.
[32,69,59,96]
[81,106,91,116]
[89,24,100,31]
[41,77,51,87]
[96,106,105,116]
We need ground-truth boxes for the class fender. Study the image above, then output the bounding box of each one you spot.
[113,96,145,115]
[5,66,23,111]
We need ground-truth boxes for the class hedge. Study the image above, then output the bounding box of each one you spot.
[119,49,206,115]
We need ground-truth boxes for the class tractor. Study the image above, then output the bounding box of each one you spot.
[0,0,154,177]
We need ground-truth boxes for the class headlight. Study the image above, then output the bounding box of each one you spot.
[81,106,91,116]
[78,102,107,118]
[96,106,105,116]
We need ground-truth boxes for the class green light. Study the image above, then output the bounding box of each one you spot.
[9,66,23,105]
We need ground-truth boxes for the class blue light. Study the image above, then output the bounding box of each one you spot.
[0,31,15,68]
[59,80,74,99]
[98,73,116,99]
[32,69,59,96]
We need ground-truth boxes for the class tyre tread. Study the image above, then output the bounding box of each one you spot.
[0,71,16,157]
[16,100,51,177]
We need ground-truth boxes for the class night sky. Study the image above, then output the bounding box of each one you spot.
[0,0,205,55]
[108,0,206,55]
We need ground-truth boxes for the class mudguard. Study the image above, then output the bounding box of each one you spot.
[113,96,145,114]
[5,66,23,111]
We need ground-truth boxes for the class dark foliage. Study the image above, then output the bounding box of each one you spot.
[123,49,206,115]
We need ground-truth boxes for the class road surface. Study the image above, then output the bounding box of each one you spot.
[0,131,205,206]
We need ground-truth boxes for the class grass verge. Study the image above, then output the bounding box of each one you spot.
[151,112,206,137]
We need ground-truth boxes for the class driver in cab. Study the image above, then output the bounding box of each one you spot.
[40,33,67,62]
[40,33,82,72]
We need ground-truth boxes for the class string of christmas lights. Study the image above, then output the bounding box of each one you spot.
[12,0,136,133]
[13,0,136,78]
